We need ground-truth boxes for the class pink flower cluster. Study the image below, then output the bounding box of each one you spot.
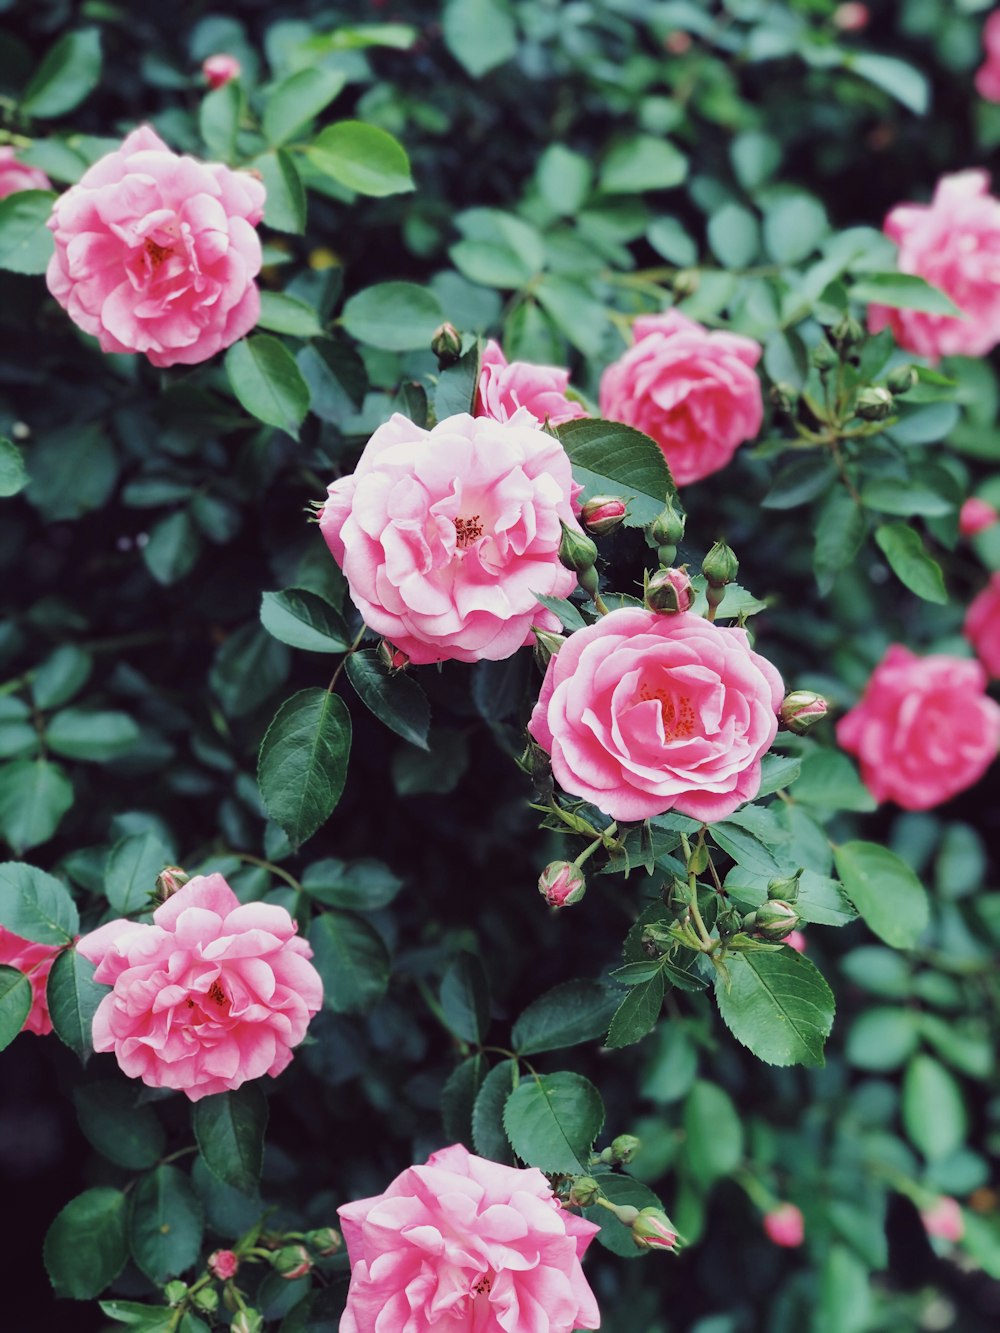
[475,340,587,428]
[0,148,51,200]
[0,927,61,1035]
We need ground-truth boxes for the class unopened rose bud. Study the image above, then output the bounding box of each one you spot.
[767,871,801,905]
[306,1227,343,1256]
[202,54,241,89]
[608,1134,641,1166]
[164,1281,188,1307]
[208,1249,239,1281]
[631,1207,680,1253]
[230,1311,264,1333]
[748,899,801,941]
[558,521,599,576]
[960,497,999,537]
[568,1176,601,1207]
[886,364,917,395]
[672,270,699,298]
[854,386,894,421]
[431,322,462,368]
[156,866,189,902]
[192,1288,220,1313]
[538,860,586,908]
[581,495,627,538]
[784,929,807,953]
[921,1196,964,1243]
[664,29,692,54]
[377,640,409,673]
[645,566,693,615]
[833,2,869,31]
[702,540,739,589]
[811,339,838,373]
[532,628,565,671]
[648,498,686,566]
[764,1202,804,1247]
[271,1244,313,1280]
[832,314,864,349]
[779,690,829,735]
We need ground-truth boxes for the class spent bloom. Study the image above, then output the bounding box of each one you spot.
[0,147,52,199]
[202,53,241,88]
[763,1203,805,1248]
[46,125,265,368]
[976,10,1000,102]
[0,927,62,1036]
[76,873,322,1101]
[966,573,1000,679]
[960,496,999,536]
[475,339,587,428]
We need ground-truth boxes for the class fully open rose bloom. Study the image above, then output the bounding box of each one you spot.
[0,147,51,199]
[0,927,61,1036]
[46,125,265,367]
[836,646,1000,810]
[976,10,1000,101]
[528,608,784,822]
[867,172,1000,361]
[338,1143,600,1333]
[598,310,763,486]
[320,411,581,664]
[475,340,588,428]
[76,873,322,1100]
[966,573,1000,678]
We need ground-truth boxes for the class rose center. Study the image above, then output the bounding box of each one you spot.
[638,682,696,740]
[454,514,484,549]
[144,236,174,269]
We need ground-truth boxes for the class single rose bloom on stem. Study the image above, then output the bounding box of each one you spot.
[528,607,784,823]
[599,310,763,486]
[202,53,242,89]
[960,496,999,537]
[763,1203,805,1248]
[966,573,1000,679]
[921,1196,965,1243]
[320,411,582,664]
[76,873,322,1101]
[337,1143,600,1333]
[836,645,1000,810]
[0,147,52,199]
[0,927,62,1036]
[867,172,1000,361]
[976,10,1000,102]
[46,125,265,368]
[475,339,588,428]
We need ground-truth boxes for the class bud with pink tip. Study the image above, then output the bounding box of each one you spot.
[377,640,409,673]
[203,54,241,89]
[271,1244,313,1279]
[538,860,586,908]
[306,1227,343,1256]
[779,690,828,735]
[763,1203,804,1247]
[921,1196,964,1243]
[230,1312,264,1333]
[532,628,565,671]
[155,866,190,902]
[631,1208,680,1253]
[833,2,870,31]
[208,1249,239,1281]
[645,566,693,615]
[581,495,628,538]
[960,497,999,537]
[784,930,807,954]
[431,322,463,367]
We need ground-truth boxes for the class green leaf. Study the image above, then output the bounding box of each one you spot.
[129,1165,204,1284]
[793,749,876,812]
[21,28,102,118]
[193,1085,268,1195]
[211,624,290,719]
[0,861,78,944]
[0,437,29,496]
[105,831,169,915]
[536,144,592,216]
[814,488,865,594]
[45,709,140,763]
[536,277,609,359]
[848,52,929,115]
[434,343,481,420]
[256,292,325,339]
[715,949,835,1067]
[503,1071,604,1173]
[47,947,105,1063]
[301,858,402,911]
[263,67,347,147]
[0,190,56,274]
[605,971,665,1049]
[441,1053,486,1146]
[532,593,587,632]
[707,202,760,269]
[557,418,678,528]
[647,216,697,266]
[834,841,930,950]
[442,0,518,77]
[99,1301,174,1330]
[763,193,828,265]
[308,910,390,1014]
[471,1058,517,1164]
[512,980,619,1056]
[260,589,350,654]
[683,1080,744,1182]
[0,757,73,852]
[710,822,781,875]
[902,1054,967,1160]
[874,522,947,604]
[440,952,490,1044]
[44,1188,128,1299]
[582,1175,666,1258]
[307,121,414,197]
[600,135,688,194]
[143,511,199,586]
[298,339,367,423]
[0,964,32,1049]
[255,150,306,234]
[199,81,241,162]
[344,650,431,749]
[847,272,960,315]
[258,689,352,850]
[845,1007,919,1071]
[762,456,838,510]
[341,282,443,352]
[225,335,311,439]
[73,1082,166,1170]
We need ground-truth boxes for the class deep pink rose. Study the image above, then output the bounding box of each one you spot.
[921,1197,964,1243]
[528,608,784,823]
[475,340,587,428]
[966,573,1000,678]
[0,927,61,1036]
[337,1143,600,1333]
[598,311,763,486]
[76,873,322,1101]
[46,125,265,368]
[867,172,1000,361]
[763,1204,804,1248]
[960,496,999,537]
[976,11,1000,101]
[320,411,581,665]
[836,645,1000,810]
[202,53,242,89]
[0,147,52,199]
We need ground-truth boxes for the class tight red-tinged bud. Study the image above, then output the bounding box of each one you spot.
[608,1134,641,1166]
[538,860,586,908]
[648,500,686,554]
[558,521,599,576]
[886,364,917,395]
[208,1249,239,1281]
[833,2,869,32]
[192,1288,220,1314]
[230,1312,264,1333]
[431,322,462,367]
[272,1244,313,1280]
[779,690,829,735]
[811,339,838,373]
[164,1281,187,1307]
[921,1196,964,1243]
[377,640,409,673]
[532,628,565,671]
[747,899,801,941]
[854,386,893,421]
[645,567,693,615]
[763,1202,804,1247]
[155,866,189,902]
[581,495,627,537]
[306,1227,343,1256]
[202,53,241,88]
[702,541,739,589]
[568,1176,601,1207]
[767,871,801,905]
[631,1208,679,1252]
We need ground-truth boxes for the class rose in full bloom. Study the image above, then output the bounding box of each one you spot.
[475,340,587,428]
[836,645,1000,810]
[0,927,61,1036]
[202,53,241,88]
[976,10,1000,102]
[763,1203,805,1248]
[867,172,1000,361]
[338,1143,600,1333]
[966,573,1000,679]
[76,873,322,1100]
[598,311,763,486]
[528,608,784,823]
[46,125,265,368]
[921,1197,965,1243]
[960,496,999,537]
[0,147,52,199]
[320,411,582,665]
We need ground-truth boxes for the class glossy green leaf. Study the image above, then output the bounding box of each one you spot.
[472,1059,517,1164]
[902,1054,967,1160]
[440,952,490,1045]
[260,589,350,654]
[44,1187,128,1298]
[45,709,140,763]
[22,28,102,118]
[434,343,481,420]
[683,1080,744,1182]
[129,1165,204,1284]
[258,689,352,849]
[263,67,347,147]
[605,970,665,1049]
[441,1053,486,1147]
[512,980,619,1056]
[0,861,78,944]
[255,149,306,234]
[715,949,835,1067]
[105,831,169,915]
[199,81,241,162]
[256,292,325,339]
[557,418,678,527]
[225,335,311,439]
[308,909,390,1014]
[47,947,105,1063]
[848,52,929,115]
[301,858,403,911]
[874,522,948,604]
[0,437,29,496]
[211,624,290,719]
[834,841,930,949]
[73,1082,166,1170]
[0,758,73,854]
[143,511,199,586]
[600,135,687,194]
[344,650,431,749]
[0,190,57,274]
[307,121,414,197]
[341,282,443,351]
[0,964,32,1050]
[503,1071,604,1173]
[193,1085,268,1195]
[442,0,517,77]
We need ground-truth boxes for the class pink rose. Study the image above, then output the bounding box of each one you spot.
[763,1203,804,1248]
[0,147,52,199]
[836,645,1000,810]
[598,311,763,486]
[202,53,242,89]
[868,172,1000,361]
[784,930,807,954]
[976,11,1000,102]
[0,927,61,1036]
[833,2,869,32]
[966,573,1000,678]
[921,1196,964,1243]
[320,411,581,665]
[46,125,265,368]
[960,496,999,536]
[337,1142,600,1333]
[475,340,587,428]
[76,873,322,1101]
[208,1249,239,1280]
[528,607,784,823]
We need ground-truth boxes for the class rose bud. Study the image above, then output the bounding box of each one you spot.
[886,364,917,395]
[784,930,807,954]
[208,1249,239,1281]
[202,53,241,89]
[192,1288,220,1314]
[854,386,894,421]
[558,520,599,576]
[749,899,801,941]
[960,497,999,537]
[230,1312,264,1333]
[647,499,686,566]
[607,1134,641,1166]
[779,690,829,735]
[306,1227,343,1256]
[764,1202,804,1247]
[155,866,189,902]
[832,314,864,349]
[921,1196,964,1243]
[645,566,693,615]
[377,640,409,673]
[702,540,739,589]
[533,628,566,671]
[833,2,870,31]
[567,1176,601,1208]
[631,1208,680,1253]
[581,495,627,538]
[767,871,801,904]
[538,860,586,908]
[164,1281,187,1307]
[811,339,838,373]
[431,322,462,368]
[271,1244,313,1280]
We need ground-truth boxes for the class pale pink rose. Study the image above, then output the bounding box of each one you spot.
[960,496,999,536]
[0,147,52,199]
[202,53,242,89]
[76,873,322,1101]
[836,645,1000,810]
[966,573,1000,678]
[921,1196,964,1243]
[784,930,807,954]
[0,927,61,1036]
[528,608,784,823]
[976,11,1000,102]
[475,340,587,428]
[763,1203,804,1248]
[598,311,763,486]
[338,1143,600,1333]
[46,125,265,368]
[868,172,1000,361]
[320,411,581,665]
